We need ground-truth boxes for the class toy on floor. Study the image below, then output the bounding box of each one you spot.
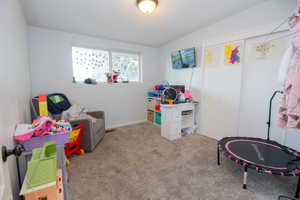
[65,124,85,159]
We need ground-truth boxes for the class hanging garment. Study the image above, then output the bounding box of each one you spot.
[278,45,293,85]
[278,1,300,85]
[279,15,300,129]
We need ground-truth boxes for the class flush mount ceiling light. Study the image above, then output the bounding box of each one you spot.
[137,0,158,15]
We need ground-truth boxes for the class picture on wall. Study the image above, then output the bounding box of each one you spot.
[204,46,221,68]
[254,42,275,59]
[224,42,242,65]
[252,39,285,60]
[171,48,197,69]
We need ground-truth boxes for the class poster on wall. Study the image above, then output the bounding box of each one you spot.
[252,40,284,60]
[224,42,242,65]
[204,46,221,68]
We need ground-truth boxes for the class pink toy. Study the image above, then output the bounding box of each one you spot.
[184,90,193,100]
[14,117,54,141]
[50,120,72,133]
[105,70,120,83]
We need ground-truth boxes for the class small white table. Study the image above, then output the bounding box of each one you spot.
[161,102,199,140]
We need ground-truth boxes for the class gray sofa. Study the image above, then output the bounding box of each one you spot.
[31,97,106,152]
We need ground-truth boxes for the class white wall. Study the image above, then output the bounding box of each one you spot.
[0,0,31,199]
[28,27,162,128]
[160,0,297,141]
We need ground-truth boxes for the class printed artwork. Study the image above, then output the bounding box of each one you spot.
[255,42,275,59]
[204,46,221,67]
[224,43,242,65]
[252,39,286,60]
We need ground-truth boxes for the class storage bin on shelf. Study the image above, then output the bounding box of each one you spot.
[27,142,57,188]
[147,98,157,111]
[181,110,194,129]
[155,112,161,125]
[19,132,70,152]
[147,110,154,122]
[146,97,161,126]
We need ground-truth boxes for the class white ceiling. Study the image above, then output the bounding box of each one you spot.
[20,0,267,47]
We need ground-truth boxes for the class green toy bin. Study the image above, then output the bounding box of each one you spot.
[27,141,57,189]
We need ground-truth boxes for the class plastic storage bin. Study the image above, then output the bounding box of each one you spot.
[155,112,161,125]
[147,110,154,122]
[27,142,57,188]
[147,98,157,111]
[20,131,70,152]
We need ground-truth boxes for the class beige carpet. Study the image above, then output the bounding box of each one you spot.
[68,122,297,200]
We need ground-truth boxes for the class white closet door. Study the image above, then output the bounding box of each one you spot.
[238,32,290,144]
[0,149,13,200]
[200,42,243,140]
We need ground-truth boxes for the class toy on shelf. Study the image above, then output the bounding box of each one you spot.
[184,90,193,102]
[65,124,85,159]
[147,84,195,127]
[162,87,177,104]
[50,120,72,133]
[147,84,193,105]
[14,117,71,152]
[14,117,71,142]
[155,105,160,112]
[38,94,48,116]
[14,117,54,141]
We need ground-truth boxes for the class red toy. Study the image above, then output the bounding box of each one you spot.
[155,105,160,111]
[65,124,84,158]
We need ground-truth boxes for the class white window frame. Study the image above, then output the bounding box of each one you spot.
[72,46,142,83]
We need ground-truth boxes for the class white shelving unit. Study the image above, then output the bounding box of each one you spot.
[146,97,162,126]
[161,102,198,141]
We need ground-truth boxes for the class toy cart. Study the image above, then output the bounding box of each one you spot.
[65,124,84,158]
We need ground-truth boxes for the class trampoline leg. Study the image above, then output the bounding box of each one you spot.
[295,176,300,199]
[217,145,220,166]
[243,167,248,189]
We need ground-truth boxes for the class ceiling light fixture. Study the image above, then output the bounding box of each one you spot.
[137,0,158,15]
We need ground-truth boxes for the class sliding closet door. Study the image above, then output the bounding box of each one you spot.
[200,42,243,140]
[238,33,289,143]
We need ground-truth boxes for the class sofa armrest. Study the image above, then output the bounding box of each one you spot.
[69,119,90,129]
[87,111,105,119]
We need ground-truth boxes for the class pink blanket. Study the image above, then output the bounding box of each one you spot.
[14,117,54,141]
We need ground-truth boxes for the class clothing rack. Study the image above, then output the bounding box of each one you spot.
[204,11,299,48]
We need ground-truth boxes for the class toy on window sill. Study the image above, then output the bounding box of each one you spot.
[105,70,120,83]
[84,78,97,85]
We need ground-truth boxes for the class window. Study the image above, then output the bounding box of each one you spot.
[112,52,140,82]
[72,47,141,83]
[72,47,110,82]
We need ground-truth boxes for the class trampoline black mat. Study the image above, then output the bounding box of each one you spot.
[218,137,300,176]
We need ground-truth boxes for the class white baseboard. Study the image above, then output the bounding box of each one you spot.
[108,119,147,129]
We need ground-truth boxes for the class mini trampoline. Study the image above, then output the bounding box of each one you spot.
[217,91,300,199]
